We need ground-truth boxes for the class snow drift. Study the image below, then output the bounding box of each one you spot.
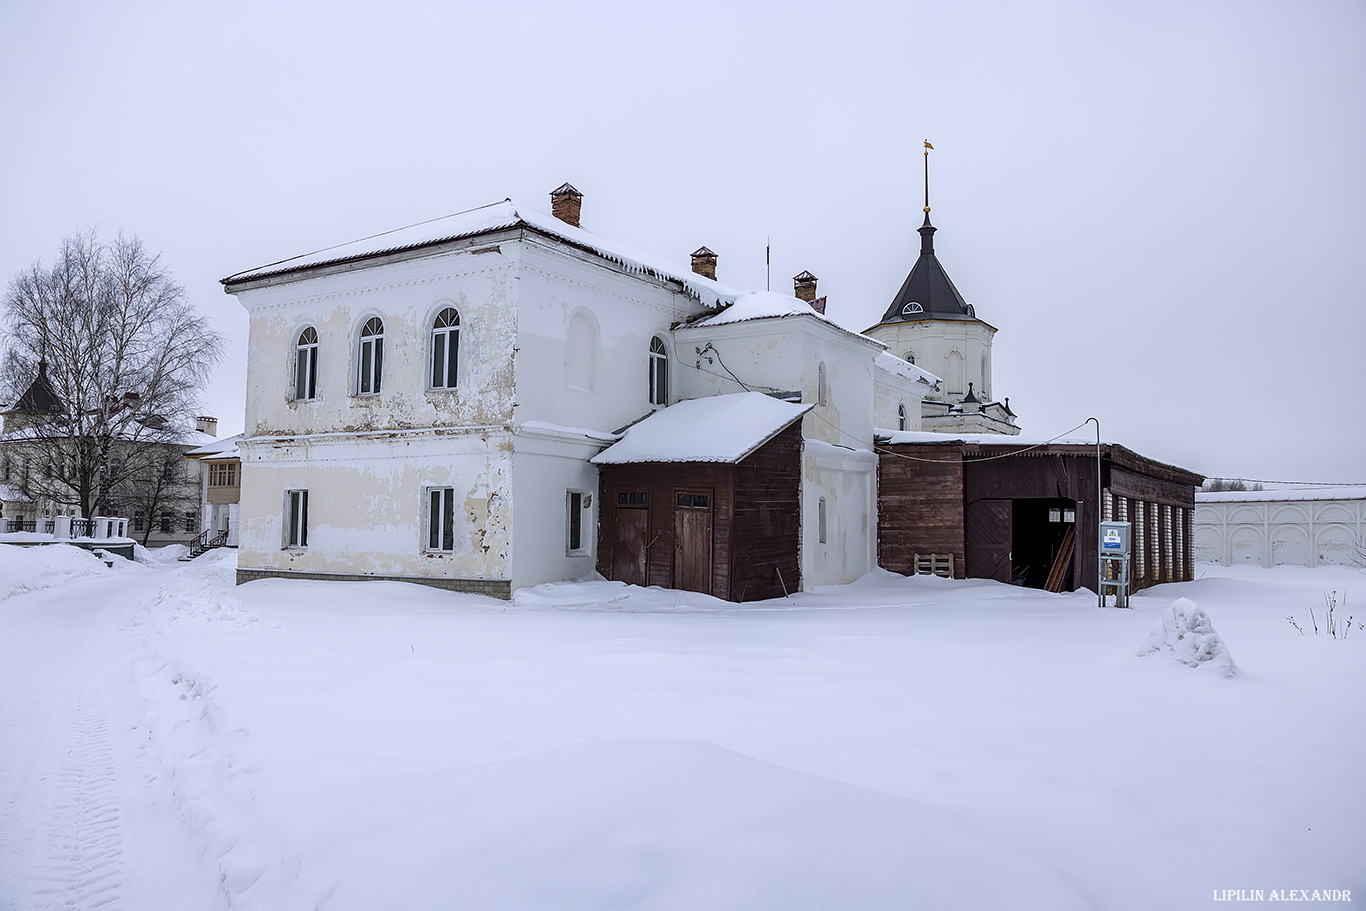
[1137,597,1238,676]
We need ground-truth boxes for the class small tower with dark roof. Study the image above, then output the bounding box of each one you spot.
[863,143,1016,435]
[2,359,66,433]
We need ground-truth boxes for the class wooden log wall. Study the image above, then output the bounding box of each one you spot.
[877,443,966,578]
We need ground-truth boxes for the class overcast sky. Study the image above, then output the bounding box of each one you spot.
[2,0,1362,484]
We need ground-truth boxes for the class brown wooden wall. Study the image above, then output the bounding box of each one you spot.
[965,453,1104,594]
[730,425,802,600]
[877,443,966,578]
[879,442,1201,594]
[596,424,801,602]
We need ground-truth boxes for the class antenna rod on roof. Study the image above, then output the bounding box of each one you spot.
[766,236,771,291]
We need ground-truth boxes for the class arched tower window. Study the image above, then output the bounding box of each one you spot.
[946,350,964,395]
[898,403,908,431]
[431,308,460,389]
[357,317,384,395]
[294,326,318,401]
[981,354,990,400]
[648,336,668,406]
[817,361,828,406]
[903,351,917,365]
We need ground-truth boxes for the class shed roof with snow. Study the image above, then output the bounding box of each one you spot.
[591,393,812,465]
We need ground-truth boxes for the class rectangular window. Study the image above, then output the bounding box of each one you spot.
[617,491,648,506]
[295,345,317,400]
[566,490,591,556]
[163,461,175,482]
[184,511,197,533]
[286,489,309,548]
[159,515,172,534]
[133,511,145,532]
[427,487,455,552]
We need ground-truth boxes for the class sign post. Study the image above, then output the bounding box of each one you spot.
[1099,521,1132,608]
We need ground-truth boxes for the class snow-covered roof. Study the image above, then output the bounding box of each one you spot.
[591,393,812,465]
[185,433,243,461]
[223,199,740,310]
[1197,486,1366,503]
[0,483,32,503]
[0,424,220,448]
[691,290,833,328]
[684,290,882,348]
[874,351,940,386]
[881,430,1110,447]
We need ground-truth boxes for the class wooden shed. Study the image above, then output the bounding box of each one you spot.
[878,435,1204,593]
[592,394,810,602]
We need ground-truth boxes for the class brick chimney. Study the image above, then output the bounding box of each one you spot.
[196,415,218,437]
[550,182,583,227]
[690,246,717,280]
[794,270,818,302]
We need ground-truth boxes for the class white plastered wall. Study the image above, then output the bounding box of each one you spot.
[866,320,996,400]
[1194,496,1366,568]
[237,429,514,582]
[238,242,521,440]
[513,239,705,434]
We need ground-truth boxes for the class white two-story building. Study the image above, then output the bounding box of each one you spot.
[223,185,929,599]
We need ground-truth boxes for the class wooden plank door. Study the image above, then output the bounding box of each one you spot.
[965,498,1012,583]
[611,505,650,586]
[674,489,713,594]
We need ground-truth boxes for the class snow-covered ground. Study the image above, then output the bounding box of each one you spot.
[1,545,1361,910]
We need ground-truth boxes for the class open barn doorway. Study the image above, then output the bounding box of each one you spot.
[1011,498,1077,591]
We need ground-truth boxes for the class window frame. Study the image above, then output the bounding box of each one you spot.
[897,403,908,431]
[294,326,319,401]
[356,316,384,396]
[566,489,592,557]
[429,307,461,391]
[425,486,456,553]
[285,488,309,549]
[648,336,668,406]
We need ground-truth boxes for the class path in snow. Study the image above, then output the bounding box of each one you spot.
[0,561,227,911]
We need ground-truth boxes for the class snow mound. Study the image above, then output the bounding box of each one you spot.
[0,543,108,602]
[136,543,189,563]
[306,740,1091,911]
[1137,598,1238,676]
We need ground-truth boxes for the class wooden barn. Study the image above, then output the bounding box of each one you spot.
[592,394,810,602]
[878,433,1204,593]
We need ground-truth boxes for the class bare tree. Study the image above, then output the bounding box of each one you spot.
[1,230,223,518]
[1202,478,1264,492]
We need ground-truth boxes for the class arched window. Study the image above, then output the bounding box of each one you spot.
[817,362,828,406]
[818,497,828,544]
[648,336,668,406]
[981,354,990,399]
[898,403,908,431]
[357,317,384,395]
[566,310,598,391]
[294,326,318,401]
[946,350,964,395]
[903,351,916,365]
[430,308,460,389]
